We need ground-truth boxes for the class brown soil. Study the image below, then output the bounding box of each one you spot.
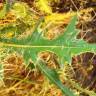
[51,0,96,13]
[72,52,96,91]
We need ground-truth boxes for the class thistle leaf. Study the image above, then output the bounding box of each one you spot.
[37,59,75,96]
[1,14,96,96]
[1,15,96,65]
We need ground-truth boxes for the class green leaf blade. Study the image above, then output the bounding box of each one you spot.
[37,59,75,96]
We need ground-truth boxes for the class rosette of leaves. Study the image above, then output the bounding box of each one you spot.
[1,14,96,96]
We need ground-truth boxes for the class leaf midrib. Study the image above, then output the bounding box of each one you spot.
[0,42,90,48]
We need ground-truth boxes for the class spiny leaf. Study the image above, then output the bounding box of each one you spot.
[0,15,83,46]
[37,58,75,96]
[1,14,96,96]
[1,15,96,65]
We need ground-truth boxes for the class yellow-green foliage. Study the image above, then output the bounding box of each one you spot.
[35,0,52,14]
[12,2,28,18]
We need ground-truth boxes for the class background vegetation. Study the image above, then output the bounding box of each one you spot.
[0,0,96,96]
